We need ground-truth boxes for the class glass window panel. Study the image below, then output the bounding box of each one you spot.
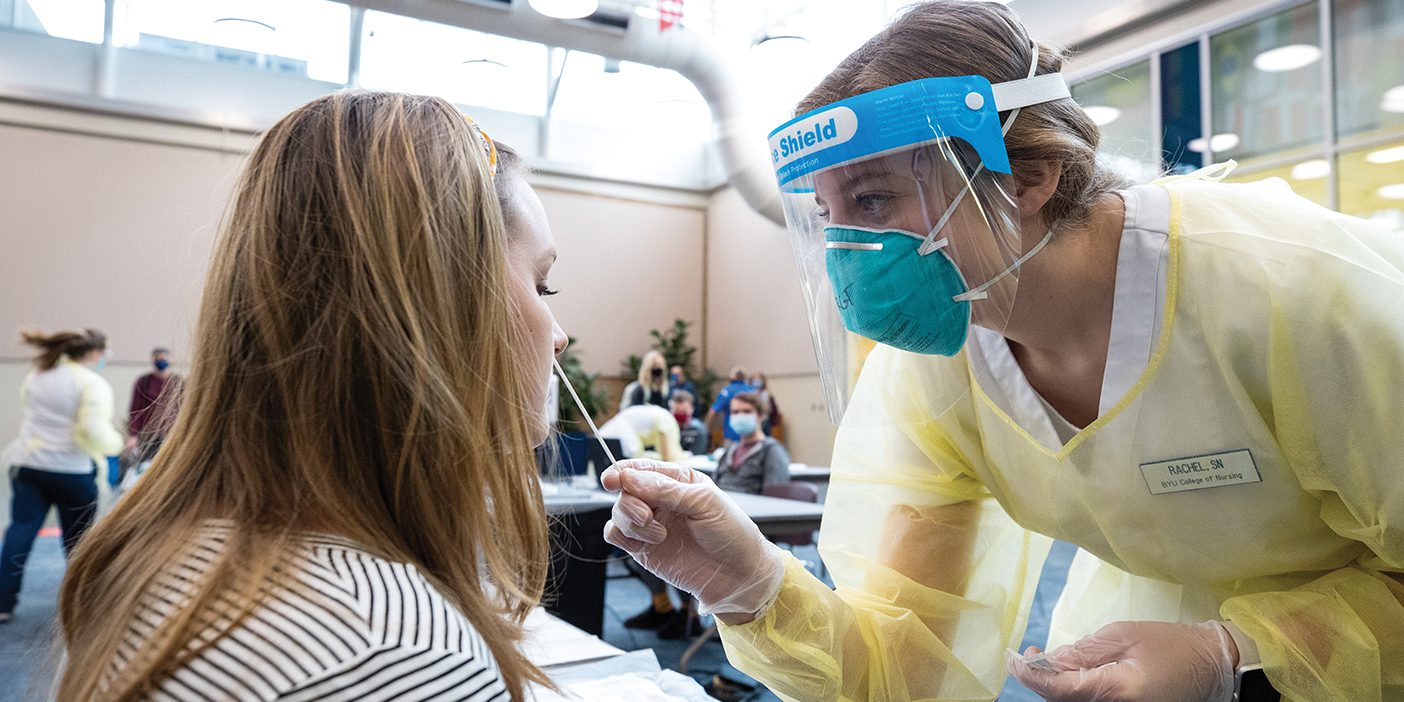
[1072,61,1158,182]
[114,0,349,83]
[1160,42,1203,174]
[1223,154,1331,206]
[1339,139,1404,227]
[551,51,710,136]
[1334,0,1404,140]
[1211,3,1324,161]
[359,11,547,117]
[10,0,105,43]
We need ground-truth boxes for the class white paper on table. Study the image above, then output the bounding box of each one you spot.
[528,669,712,701]
[521,608,624,668]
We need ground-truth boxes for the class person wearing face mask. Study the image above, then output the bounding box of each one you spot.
[670,390,709,456]
[706,367,756,444]
[668,365,701,416]
[0,329,122,623]
[747,372,783,437]
[122,347,182,479]
[602,2,1404,701]
[621,350,671,411]
[712,393,790,495]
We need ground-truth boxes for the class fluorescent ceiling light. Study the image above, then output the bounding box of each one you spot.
[1082,105,1121,126]
[1252,44,1321,73]
[1381,85,1404,114]
[1366,145,1404,164]
[1187,133,1240,153]
[1290,159,1330,180]
[528,0,598,20]
[1378,184,1404,200]
[213,17,275,31]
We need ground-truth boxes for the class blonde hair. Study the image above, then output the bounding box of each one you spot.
[58,91,551,700]
[638,349,668,392]
[798,0,1131,229]
[21,328,106,371]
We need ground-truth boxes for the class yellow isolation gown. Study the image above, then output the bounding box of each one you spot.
[716,177,1404,701]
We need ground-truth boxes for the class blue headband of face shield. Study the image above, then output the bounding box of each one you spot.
[768,59,1069,189]
[771,49,1069,356]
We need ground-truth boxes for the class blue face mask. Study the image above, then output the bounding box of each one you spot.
[824,226,972,356]
[729,413,759,437]
[95,356,108,372]
[154,359,170,371]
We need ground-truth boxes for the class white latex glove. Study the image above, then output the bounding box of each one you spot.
[601,459,785,618]
[1007,620,1237,702]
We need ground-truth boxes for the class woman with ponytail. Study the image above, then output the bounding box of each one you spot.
[1,328,122,623]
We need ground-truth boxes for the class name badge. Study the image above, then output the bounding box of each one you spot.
[1140,450,1261,495]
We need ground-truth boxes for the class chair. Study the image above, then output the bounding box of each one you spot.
[762,482,821,547]
[586,436,624,484]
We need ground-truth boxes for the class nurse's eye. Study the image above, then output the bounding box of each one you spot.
[853,192,896,216]
[537,283,559,297]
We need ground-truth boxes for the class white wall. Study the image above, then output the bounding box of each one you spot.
[0,108,710,510]
[704,186,836,466]
[535,186,705,377]
[0,122,240,364]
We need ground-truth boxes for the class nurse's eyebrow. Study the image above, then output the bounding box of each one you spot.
[840,172,898,193]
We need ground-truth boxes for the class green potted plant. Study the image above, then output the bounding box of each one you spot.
[622,319,719,413]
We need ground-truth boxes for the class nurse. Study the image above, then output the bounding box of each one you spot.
[602,2,1404,701]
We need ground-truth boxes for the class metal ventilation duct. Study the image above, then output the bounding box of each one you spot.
[346,0,785,225]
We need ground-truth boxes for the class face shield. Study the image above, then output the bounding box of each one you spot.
[772,46,1069,424]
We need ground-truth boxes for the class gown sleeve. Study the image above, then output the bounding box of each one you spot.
[718,347,1051,701]
[1220,215,1404,702]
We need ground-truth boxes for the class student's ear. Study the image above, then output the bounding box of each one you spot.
[1015,161,1061,220]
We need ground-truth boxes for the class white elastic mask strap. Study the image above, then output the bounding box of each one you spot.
[917,42,1066,257]
[953,228,1055,302]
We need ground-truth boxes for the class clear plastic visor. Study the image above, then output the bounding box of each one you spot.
[783,139,1027,425]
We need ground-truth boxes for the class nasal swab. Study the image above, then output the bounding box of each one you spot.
[552,357,619,466]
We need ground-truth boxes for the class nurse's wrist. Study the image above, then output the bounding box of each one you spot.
[1221,620,1259,668]
[714,547,795,627]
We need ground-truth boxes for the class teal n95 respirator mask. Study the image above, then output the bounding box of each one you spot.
[771,42,1068,423]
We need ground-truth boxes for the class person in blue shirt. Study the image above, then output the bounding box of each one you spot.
[705,367,755,443]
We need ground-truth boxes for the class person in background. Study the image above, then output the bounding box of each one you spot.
[748,371,783,437]
[54,92,569,700]
[670,390,709,456]
[122,347,181,482]
[713,392,790,495]
[0,329,123,623]
[620,350,670,410]
[706,366,755,444]
[668,365,699,416]
[598,403,684,462]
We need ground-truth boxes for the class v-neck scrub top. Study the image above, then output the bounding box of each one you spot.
[716,176,1404,702]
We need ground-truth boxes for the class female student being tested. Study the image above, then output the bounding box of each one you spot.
[56,91,569,701]
[603,2,1404,701]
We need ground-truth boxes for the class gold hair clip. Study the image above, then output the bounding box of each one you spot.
[463,114,499,179]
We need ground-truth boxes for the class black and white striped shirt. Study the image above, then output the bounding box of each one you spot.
[113,527,510,701]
